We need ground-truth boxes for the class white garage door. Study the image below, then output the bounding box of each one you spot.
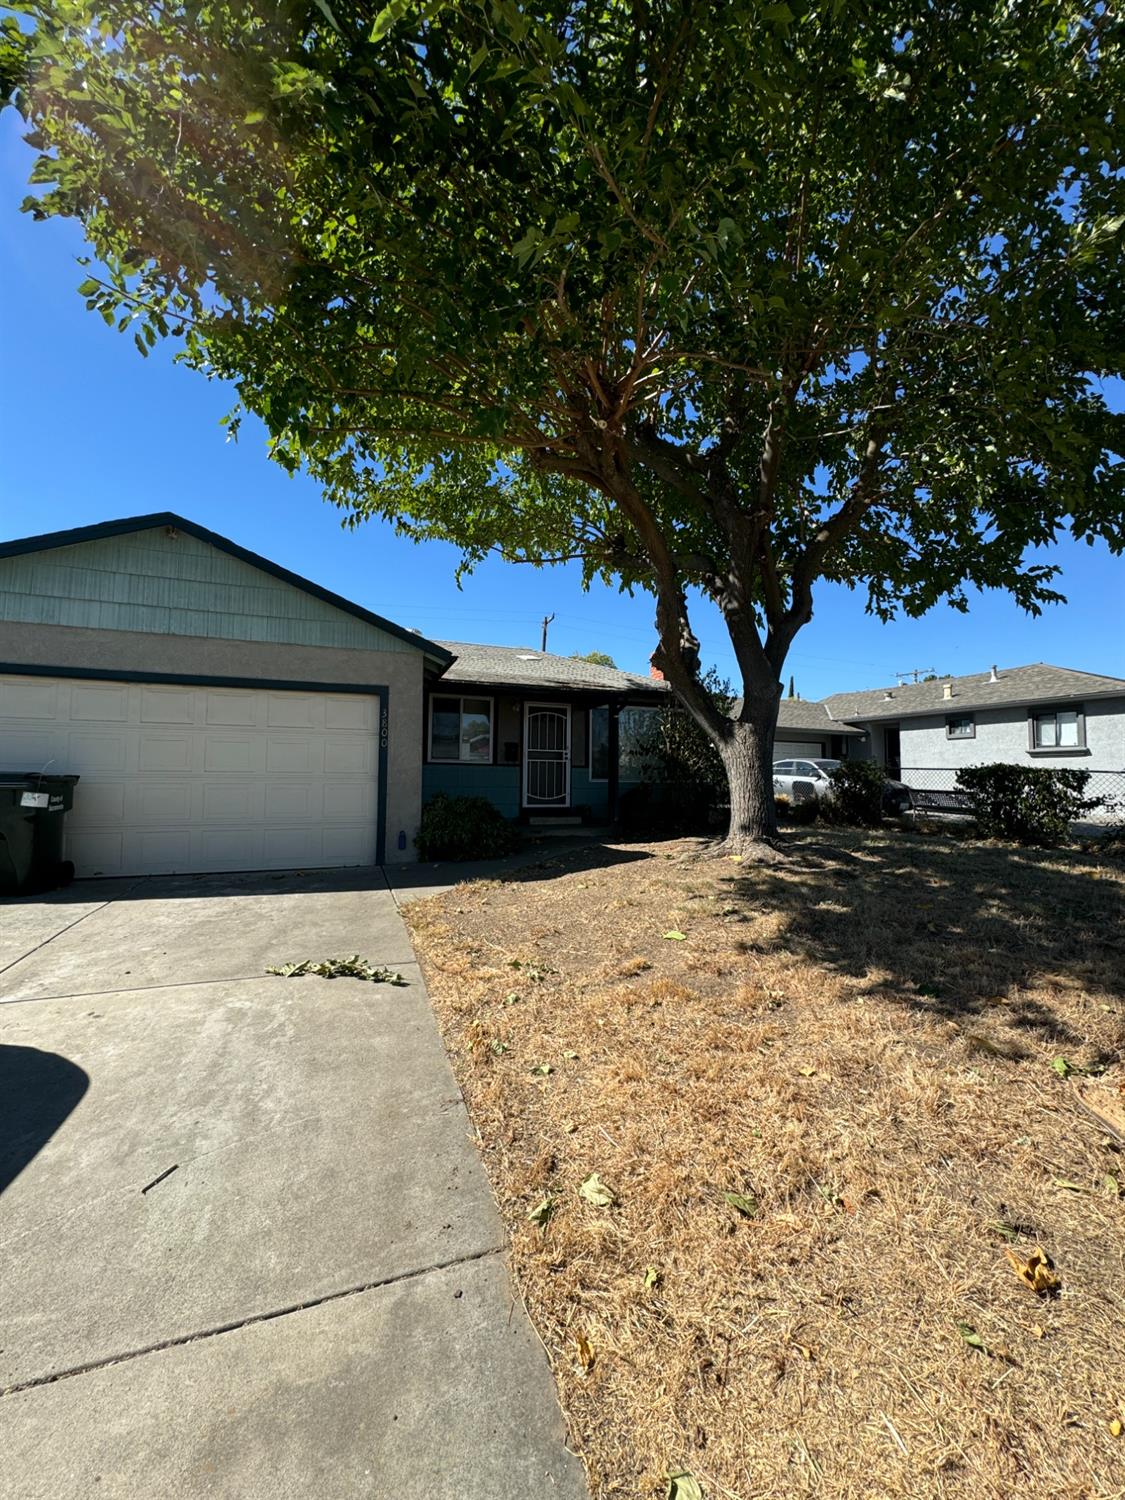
[772,739,826,760]
[0,674,380,878]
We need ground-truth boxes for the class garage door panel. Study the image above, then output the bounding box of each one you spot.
[266,694,323,730]
[204,690,261,728]
[136,782,194,823]
[72,783,127,823]
[70,683,129,721]
[203,736,265,774]
[325,696,375,731]
[202,782,259,821]
[322,825,375,863]
[140,685,198,724]
[0,674,379,877]
[264,782,317,820]
[772,739,825,759]
[267,737,320,774]
[1,679,58,718]
[0,727,57,764]
[324,782,370,820]
[68,829,125,873]
[70,732,130,772]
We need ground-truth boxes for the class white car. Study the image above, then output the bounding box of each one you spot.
[772,757,840,803]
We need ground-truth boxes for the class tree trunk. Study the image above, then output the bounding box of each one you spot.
[719,695,782,855]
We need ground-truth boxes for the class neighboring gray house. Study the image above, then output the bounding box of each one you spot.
[823,664,1125,788]
[772,696,865,760]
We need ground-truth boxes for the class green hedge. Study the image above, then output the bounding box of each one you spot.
[415,793,521,861]
[955,764,1101,846]
[826,760,887,826]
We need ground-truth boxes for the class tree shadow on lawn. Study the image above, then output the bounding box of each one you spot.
[721,831,1125,1052]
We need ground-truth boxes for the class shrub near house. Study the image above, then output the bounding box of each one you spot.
[955,765,1102,847]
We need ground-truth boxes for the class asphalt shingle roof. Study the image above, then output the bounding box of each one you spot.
[824,663,1125,723]
[436,641,670,696]
[775,699,865,736]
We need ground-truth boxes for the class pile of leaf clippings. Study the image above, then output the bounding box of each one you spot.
[266,954,408,985]
[405,828,1125,1500]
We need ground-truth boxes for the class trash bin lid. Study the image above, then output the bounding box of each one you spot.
[0,771,81,787]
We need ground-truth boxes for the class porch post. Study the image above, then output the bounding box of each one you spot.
[607,700,621,826]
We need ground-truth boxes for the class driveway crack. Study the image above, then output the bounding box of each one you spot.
[0,1243,506,1399]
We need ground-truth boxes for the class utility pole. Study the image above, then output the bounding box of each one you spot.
[895,666,936,685]
[540,613,555,652]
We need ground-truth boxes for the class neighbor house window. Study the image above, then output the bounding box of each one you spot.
[429,696,493,762]
[946,715,975,739]
[589,705,659,781]
[1030,706,1085,750]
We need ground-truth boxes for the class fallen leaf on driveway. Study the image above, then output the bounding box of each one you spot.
[579,1172,617,1207]
[266,955,408,984]
[574,1331,595,1372]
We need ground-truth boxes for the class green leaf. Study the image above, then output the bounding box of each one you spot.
[579,1172,617,1208]
[666,1471,704,1500]
[643,1265,661,1289]
[76,277,99,297]
[243,109,266,125]
[531,1062,552,1076]
[957,1321,989,1355]
[722,1190,759,1218]
[527,1195,554,1227]
[662,930,686,941]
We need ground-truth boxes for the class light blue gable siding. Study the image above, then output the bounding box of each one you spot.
[0,527,413,652]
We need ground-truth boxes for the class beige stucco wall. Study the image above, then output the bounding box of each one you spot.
[0,619,426,863]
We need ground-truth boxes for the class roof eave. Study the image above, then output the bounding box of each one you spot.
[832,685,1125,723]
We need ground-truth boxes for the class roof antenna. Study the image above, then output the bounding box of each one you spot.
[540,613,555,652]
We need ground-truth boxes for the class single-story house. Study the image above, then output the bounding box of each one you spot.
[823,665,1125,800]
[0,512,664,878]
[421,641,667,826]
[3,514,1121,878]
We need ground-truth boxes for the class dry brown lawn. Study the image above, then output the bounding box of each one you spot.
[404,828,1125,1500]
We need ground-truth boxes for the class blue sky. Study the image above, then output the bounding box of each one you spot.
[2,109,1121,697]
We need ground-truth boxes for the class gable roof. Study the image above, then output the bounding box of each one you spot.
[436,640,669,697]
[824,663,1125,723]
[0,512,454,667]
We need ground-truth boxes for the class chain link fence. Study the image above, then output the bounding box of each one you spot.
[897,766,1125,824]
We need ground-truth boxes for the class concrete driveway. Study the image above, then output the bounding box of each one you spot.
[0,869,586,1499]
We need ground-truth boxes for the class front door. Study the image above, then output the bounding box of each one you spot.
[523,703,571,808]
[883,726,901,778]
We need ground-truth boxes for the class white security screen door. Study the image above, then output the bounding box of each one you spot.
[523,703,571,808]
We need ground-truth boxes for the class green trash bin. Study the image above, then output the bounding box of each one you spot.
[0,773,81,895]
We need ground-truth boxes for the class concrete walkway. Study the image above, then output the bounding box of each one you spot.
[0,868,586,1499]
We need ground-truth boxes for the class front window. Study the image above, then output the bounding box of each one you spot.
[429,695,492,762]
[946,715,975,739]
[1031,707,1083,749]
[589,705,659,780]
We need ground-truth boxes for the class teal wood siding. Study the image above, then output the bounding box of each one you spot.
[423,762,521,818]
[0,529,412,652]
[570,767,609,817]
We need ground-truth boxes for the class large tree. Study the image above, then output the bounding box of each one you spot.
[6,1,1124,852]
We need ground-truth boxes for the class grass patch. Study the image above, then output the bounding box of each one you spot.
[405,828,1125,1499]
